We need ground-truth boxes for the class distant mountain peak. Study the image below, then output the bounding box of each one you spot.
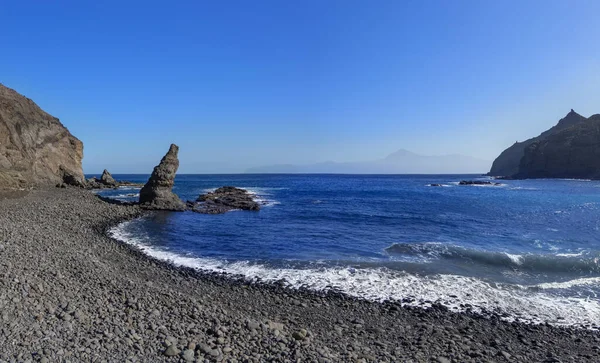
[384,149,418,160]
[556,109,586,129]
[246,149,490,174]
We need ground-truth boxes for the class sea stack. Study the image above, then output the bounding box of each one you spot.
[100,169,117,186]
[139,144,186,211]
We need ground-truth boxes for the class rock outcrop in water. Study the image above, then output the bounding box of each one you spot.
[190,186,260,214]
[100,169,116,186]
[489,110,600,179]
[458,180,501,186]
[0,83,84,188]
[139,144,185,211]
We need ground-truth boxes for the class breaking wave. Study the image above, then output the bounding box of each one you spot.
[385,242,600,274]
[108,221,600,328]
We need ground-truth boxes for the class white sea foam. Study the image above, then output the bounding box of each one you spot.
[555,252,584,257]
[471,183,507,188]
[114,193,139,199]
[447,181,507,187]
[535,277,600,290]
[109,221,600,328]
[504,253,523,265]
[117,186,141,191]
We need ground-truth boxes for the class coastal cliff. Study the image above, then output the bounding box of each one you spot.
[489,110,600,179]
[0,84,84,188]
[514,114,600,179]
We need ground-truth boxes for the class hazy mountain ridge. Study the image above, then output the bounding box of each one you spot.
[245,149,491,174]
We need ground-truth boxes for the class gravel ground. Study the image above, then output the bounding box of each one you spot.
[1,188,599,362]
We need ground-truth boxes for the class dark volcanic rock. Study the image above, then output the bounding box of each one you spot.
[515,116,600,179]
[100,169,116,186]
[85,175,142,190]
[459,180,501,186]
[491,109,600,179]
[60,166,86,187]
[489,110,587,177]
[0,83,84,188]
[139,144,185,211]
[192,186,260,214]
[85,177,104,189]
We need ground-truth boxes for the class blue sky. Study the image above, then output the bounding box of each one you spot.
[1,1,599,173]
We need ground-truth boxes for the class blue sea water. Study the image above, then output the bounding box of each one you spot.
[96,174,600,327]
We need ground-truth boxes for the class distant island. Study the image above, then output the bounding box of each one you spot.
[489,110,600,179]
[246,149,490,174]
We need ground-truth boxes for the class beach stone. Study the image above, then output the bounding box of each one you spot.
[268,321,285,331]
[139,144,186,211]
[163,344,180,357]
[246,320,260,330]
[293,329,308,340]
[197,343,213,355]
[182,349,195,361]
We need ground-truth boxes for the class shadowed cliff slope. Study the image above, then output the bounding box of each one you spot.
[0,84,84,188]
[514,114,600,179]
[489,110,589,177]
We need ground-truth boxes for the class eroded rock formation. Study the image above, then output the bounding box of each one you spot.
[139,144,185,211]
[0,83,84,188]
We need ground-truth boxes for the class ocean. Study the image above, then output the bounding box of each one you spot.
[95,174,600,328]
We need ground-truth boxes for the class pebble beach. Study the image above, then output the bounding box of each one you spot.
[1,188,599,363]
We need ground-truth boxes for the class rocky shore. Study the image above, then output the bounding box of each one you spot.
[1,189,599,362]
[191,187,261,214]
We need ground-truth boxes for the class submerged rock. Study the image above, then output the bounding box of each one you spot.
[458,180,501,186]
[85,175,142,190]
[139,144,185,211]
[191,186,260,214]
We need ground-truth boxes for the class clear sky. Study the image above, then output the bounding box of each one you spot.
[1,1,599,173]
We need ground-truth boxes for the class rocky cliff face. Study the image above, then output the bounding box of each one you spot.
[489,110,589,177]
[514,114,600,179]
[0,84,84,188]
